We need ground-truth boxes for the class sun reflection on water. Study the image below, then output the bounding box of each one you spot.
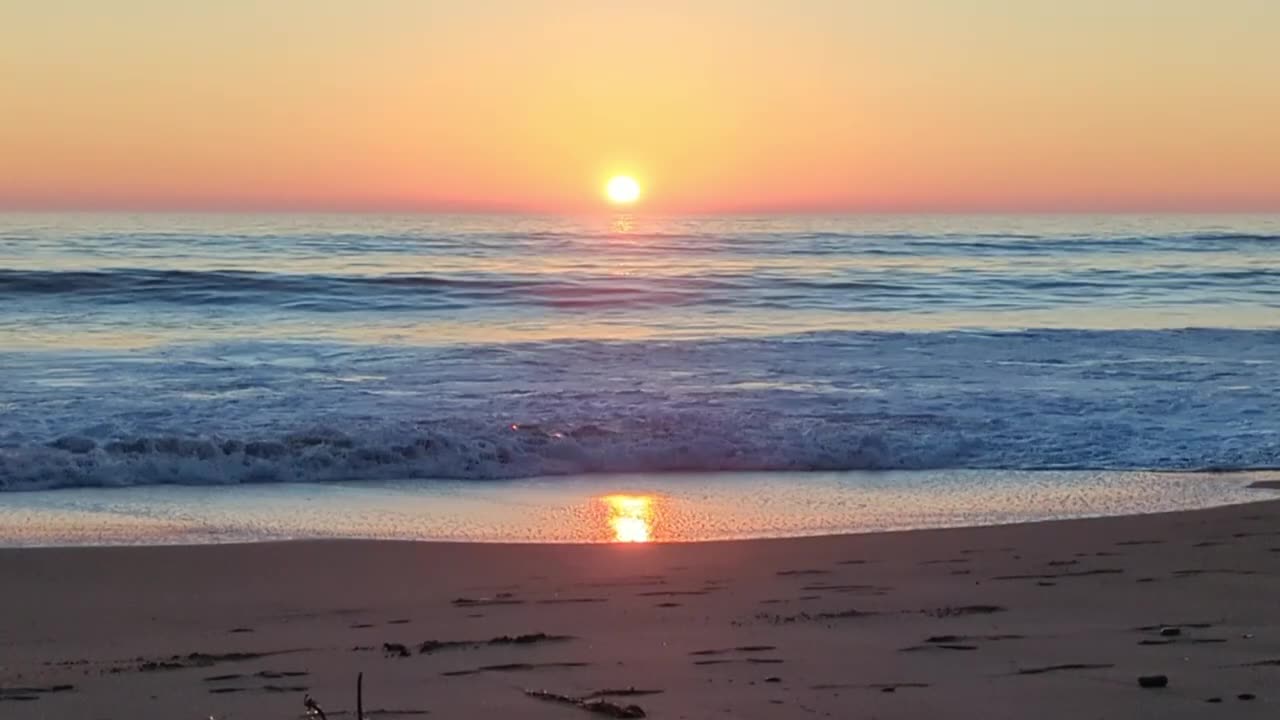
[603,494,655,543]
[610,214,635,235]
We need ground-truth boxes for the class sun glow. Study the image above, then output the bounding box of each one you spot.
[605,176,641,205]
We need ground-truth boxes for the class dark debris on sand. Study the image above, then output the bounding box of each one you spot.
[1016,663,1114,675]
[0,685,75,702]
[524,689,647,718]
[414,632,572,655]
[374,633,573,658]
[123,649,303,673]
[921,605,1007,618]
[1138,675,1169,688]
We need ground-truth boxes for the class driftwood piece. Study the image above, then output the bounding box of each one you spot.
[525,689,646,718]
[588,688,664,698]
[415,632,571,655]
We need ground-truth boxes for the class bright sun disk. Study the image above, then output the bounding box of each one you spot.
[605,175,641,204]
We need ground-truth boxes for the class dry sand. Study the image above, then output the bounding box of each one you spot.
[3,497,1279,719]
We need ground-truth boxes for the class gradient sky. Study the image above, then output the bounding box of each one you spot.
[3,1,1278,213]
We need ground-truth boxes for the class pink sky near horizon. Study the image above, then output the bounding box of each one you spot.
[2,1,1278,214]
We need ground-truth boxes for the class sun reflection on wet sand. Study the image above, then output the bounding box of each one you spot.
[603,494,655,543]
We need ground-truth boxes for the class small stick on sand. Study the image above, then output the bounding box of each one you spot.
[357,672,364,720]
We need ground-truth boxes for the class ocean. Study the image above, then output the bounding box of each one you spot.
[1,213,1278,543]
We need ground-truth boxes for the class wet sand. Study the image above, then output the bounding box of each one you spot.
[2,497,1279,719]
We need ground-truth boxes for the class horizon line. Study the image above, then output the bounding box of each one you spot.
[3,205,1279,218]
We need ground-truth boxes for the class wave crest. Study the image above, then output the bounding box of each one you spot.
[0,419,963,491]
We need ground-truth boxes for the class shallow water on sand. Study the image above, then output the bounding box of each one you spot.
[0,469,1274,546]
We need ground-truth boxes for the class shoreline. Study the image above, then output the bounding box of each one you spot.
[4,498,1279,717]
[2,486,1278,551]
[2,467,1274,547]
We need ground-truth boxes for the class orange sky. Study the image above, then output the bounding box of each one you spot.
[2,1,1278,213]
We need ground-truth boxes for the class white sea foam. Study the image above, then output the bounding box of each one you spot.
[2,329,1277,491]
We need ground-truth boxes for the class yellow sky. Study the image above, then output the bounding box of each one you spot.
[2,1,1278,213]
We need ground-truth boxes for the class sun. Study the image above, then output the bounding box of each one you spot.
[605,175,641,205]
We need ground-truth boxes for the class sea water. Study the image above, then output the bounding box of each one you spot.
[1,213,1277,542]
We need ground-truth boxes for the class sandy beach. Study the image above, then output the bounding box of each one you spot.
[2,494,1278,719]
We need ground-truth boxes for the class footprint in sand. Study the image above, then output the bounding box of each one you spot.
[0,685,76,702]
[691,646,784,666]
[1171,569,1257,578]
[442,661,590,677]
[900,643,978,652]
[991,568,1123,581]
[922,605,1006,618]
[451,596,525,607]
[800,583,887,594]
[900,633,1024,652]
[689,645,777,656]
[261,684,309,693]
[256,670,309,679]
[1016,663,1113,675]
[812,682,930,692]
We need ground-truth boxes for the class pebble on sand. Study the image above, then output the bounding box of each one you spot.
[1137,675,1169,689]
